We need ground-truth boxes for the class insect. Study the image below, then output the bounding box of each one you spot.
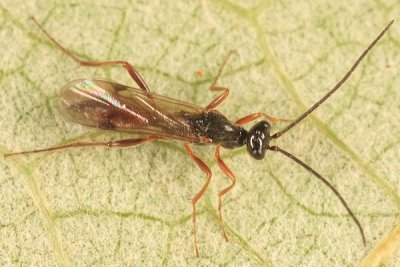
[5,18,393,257]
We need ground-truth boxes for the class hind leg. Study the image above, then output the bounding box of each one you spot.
[31,17,150,93]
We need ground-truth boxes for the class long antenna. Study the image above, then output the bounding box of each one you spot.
[272,20,394,139]
[268,145,366,245]
[266,20,394,246]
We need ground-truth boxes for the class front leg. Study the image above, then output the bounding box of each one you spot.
[215,144,236,241]
[235,112,291,125]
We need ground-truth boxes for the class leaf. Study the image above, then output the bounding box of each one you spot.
[1,1,399,266]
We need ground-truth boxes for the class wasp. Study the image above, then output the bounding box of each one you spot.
[5,18,393,256]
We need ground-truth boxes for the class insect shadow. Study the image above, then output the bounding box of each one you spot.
[5,17,394,257]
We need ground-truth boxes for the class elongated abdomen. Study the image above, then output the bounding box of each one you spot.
[57,79,207,143]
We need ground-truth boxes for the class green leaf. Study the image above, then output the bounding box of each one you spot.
[1,1,399,266]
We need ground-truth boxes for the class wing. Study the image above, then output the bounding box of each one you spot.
[58,79,207,142]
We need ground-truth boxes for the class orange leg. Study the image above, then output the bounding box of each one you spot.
[215,144,236,241]
[235,112,292,125]
[205,51,235,110]
[31,17,150,93]
[206,86,230,110]
[184,144,212,257]
[4,135,158,157]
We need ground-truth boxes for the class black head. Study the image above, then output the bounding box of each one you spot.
[246,120,271,160]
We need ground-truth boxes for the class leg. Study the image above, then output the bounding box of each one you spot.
[215,144,236,241]
[184,144,212,257]
[205,51,235,110]
[235,112,292,125]
[31,17,150,93]
[206,86,229,110]
[4,135,158,157]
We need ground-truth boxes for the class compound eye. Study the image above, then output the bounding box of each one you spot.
[247,134,266,159]
[246,121,271,160]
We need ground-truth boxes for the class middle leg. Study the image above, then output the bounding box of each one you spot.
[184,144,212,257]
[205,51,235,110]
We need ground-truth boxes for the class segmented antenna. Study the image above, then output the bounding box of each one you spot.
[268,20,394,246]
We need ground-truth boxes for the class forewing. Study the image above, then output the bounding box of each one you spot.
[58,79,205,141]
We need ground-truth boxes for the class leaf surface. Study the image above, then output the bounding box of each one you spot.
[0,0,399,266]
